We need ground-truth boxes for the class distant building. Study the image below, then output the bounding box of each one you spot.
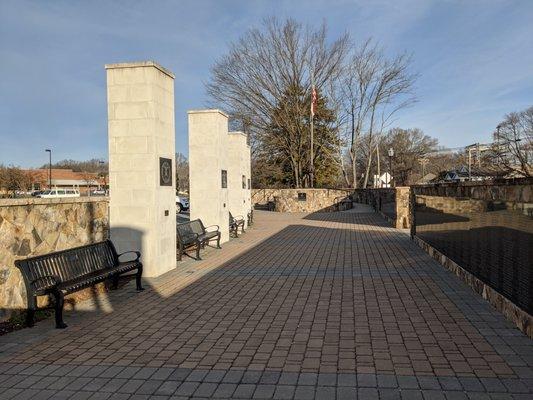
[436,165,503,183]
[415,173,437,185]
[25,169,105,193]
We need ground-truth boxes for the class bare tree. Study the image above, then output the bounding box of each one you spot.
[490,106,533,177]
[175,152,189,193]
[0,166,31,197]
[380,128,438,185]
[339,40,417,188]
[42,158,108,173]
[206,18,349,188]
[80,171,97,195]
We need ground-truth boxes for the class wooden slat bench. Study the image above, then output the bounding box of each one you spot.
[15,240,143,329]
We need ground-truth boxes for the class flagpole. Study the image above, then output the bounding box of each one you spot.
[310,67,315,188]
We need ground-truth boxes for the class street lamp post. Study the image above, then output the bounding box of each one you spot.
[388,148,394,187]
[98,160,107,191]
[45,149,52,189]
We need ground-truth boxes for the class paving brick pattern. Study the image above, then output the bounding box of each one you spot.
[1,207,532,399]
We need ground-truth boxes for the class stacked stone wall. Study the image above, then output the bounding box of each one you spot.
[0,197,109,321]
[353,187,410,229]
[252,189,352,213]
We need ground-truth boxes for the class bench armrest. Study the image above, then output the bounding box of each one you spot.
[118,251,141,262]
[204,225,220,232]
[30,275,60,292]
[233,215,244,220]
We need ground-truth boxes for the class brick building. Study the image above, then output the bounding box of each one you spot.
[25,168,105,193]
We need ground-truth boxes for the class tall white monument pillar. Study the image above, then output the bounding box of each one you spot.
[188,110,230,243]
[106,61,176,277]
[228,132,251,227]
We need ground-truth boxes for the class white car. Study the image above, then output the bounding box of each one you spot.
[176,195,189,213]
[90,189,107,196]
[38,189,80,198]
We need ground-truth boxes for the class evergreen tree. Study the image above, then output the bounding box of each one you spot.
[254,83,340,188]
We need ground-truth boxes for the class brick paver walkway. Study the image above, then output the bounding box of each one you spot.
[1,207,532,399]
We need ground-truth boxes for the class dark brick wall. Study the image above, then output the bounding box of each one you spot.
[412,179,533,316]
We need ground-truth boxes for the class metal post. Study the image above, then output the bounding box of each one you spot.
[468,148,472,180]
[388,148,394,187]
[310,67,315,189]
[390,156,396,187]
[310,111,314,188]
[45,149,52,189]
[389,155,392,187]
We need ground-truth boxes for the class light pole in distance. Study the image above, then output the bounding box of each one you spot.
[45,149,52,189]
[388,148,394,187]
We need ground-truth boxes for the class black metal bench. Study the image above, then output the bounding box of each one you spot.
[14,240,143,329]
[177,219,221,260]
[229,212,245,237]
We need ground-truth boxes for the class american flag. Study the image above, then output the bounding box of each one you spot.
[311,85,317,117]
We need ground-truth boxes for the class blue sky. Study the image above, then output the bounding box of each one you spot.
[1,0,532,168]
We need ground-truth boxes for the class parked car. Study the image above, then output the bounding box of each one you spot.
[176,195,189,213]
[90,189,107,196]
[38,189,80,198]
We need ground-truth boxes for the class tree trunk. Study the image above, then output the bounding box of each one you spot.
[363,151,373,188]
[350,149,357,189]
[349,105,358,188]
[376,141,381,187]
[292,159,300,188]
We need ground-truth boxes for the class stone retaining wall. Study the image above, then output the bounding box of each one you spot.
[414,236,533,338]
[353,187,410,229]
[252,188,352,213]
[412,178,533,337]
[0,197,109,321]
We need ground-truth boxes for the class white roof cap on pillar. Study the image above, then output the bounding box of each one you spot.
[104,61,175,79]
[187,109,229,118]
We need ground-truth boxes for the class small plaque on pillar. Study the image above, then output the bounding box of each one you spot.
[159,157,172,186]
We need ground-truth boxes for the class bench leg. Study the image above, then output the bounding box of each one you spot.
[177,244,183,261]
[136,264,145,291]
[195,243,201,260]
[26,296,37,327]
[26,308,36,327]
[216,234,221,249]
[112,274,119,289]
[52,290,67,329]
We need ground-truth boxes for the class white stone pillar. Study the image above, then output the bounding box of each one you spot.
[106,61,176,278]
[244,140,252,221]
[228,132,251,228]
[188,110,230,243]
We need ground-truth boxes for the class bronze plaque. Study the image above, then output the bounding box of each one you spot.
[159,157,172,186]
